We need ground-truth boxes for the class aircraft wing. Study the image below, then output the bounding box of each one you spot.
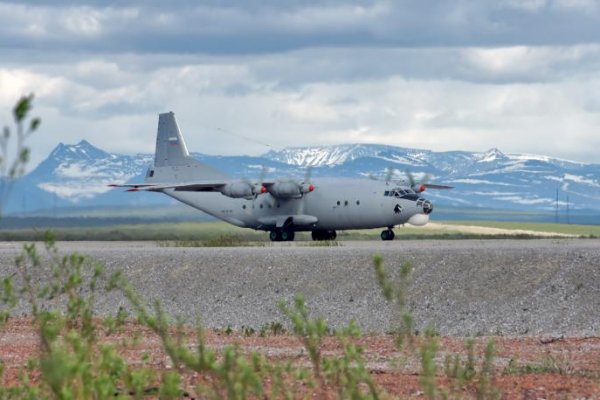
[109,180,276,192]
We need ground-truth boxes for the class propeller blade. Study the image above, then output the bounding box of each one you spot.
[405,170,416,187]
[304,166,313,184]
[422,183,454,190]
[385,168,395,184]
[259,165,268,184]
[421,173,432,184]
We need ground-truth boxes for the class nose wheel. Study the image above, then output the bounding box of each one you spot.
[381,229,395,241]
[269,230,295,242]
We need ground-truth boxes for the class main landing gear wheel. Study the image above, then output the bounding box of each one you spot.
[311,230,337,241]
[381,229,395,241]
[269,230,295,242]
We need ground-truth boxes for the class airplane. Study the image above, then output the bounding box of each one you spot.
[110,112,451,241]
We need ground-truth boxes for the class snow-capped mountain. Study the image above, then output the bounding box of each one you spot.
[5,141,600,217]
[27,140,151,202]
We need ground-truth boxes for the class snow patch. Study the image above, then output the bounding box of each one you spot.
[563,174,600,187]
[38,181,122,202]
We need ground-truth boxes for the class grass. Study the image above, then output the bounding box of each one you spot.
[158,234,266,247]
[0,221,267,241]
[0,220,597,241]
[503,355,575,376]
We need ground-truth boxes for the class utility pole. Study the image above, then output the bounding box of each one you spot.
[555,186,559,224]
[566,194,570,225]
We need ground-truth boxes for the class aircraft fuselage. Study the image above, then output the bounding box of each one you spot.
[166,177,431,231]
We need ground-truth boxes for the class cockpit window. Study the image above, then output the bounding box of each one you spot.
[384,187,420,200]
[385,188,419,198]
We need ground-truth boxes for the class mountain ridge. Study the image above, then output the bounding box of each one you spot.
[4,140,600,216]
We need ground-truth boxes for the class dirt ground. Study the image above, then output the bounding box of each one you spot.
[1,319,599,399]
[419,223,578,238]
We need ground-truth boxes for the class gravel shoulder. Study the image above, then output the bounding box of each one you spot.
[0,239,599,336]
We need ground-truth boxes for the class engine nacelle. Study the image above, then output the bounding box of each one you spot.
[268,181,302,198]
[220,182,254,199]
[267,181,314,198]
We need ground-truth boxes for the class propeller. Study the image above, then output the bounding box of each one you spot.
[254,165,269,196]
[300,166,315,193]
[297,167,314,215]
[404,170,452,192]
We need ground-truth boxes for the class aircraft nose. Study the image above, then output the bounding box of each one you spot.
[422,199,433,215]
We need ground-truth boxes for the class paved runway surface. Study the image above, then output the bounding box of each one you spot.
[1,239,599,335]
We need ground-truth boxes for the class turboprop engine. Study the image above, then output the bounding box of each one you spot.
[267,181,314,199]
[220,182,266,199]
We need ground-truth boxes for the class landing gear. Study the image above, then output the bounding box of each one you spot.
[311,230,337,241]
[381,229,395,241]
[269,230,295,242]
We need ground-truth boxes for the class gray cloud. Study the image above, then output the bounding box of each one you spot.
[1,1,600,55]
[2,0,600,168]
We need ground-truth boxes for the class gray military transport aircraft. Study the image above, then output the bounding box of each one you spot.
[110,112,451,241]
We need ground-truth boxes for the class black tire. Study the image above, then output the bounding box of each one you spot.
[381,230,394,241]
[287,231,295,241]
[280,231,290,241]
[311,230,323,241]
[329,230,337,240]
[269,231,279,241]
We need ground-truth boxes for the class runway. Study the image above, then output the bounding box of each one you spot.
[1,239,599,335]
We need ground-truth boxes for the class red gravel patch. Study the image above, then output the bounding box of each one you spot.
[1,318,599,398]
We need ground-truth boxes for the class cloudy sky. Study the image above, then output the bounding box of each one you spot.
[1,0,600,168]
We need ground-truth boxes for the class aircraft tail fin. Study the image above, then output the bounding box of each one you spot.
[145,112,229,183]
[154,112,191,167]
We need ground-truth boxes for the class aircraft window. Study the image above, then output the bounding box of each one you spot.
[337,201,341,206]
[356,200,360,205]
[384,191,390,196]
[393,191,401,198]
[276,203,280,208]
[242,204,246,209]
[344,200,348,206]
[260,204,263,209]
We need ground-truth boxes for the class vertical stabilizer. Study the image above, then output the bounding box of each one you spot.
[155,112,190,167]
[146,112,229,183]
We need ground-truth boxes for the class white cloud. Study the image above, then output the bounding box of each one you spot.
[2,44,600,169]
[501,0,548,12]
[553,0,598,12]
[2,2,600,171]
